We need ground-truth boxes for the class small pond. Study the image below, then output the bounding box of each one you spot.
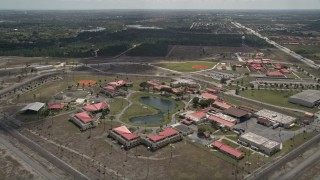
[129,96,177,124]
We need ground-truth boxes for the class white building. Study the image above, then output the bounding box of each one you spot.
[238,132,280,155]
[255,109,296,128]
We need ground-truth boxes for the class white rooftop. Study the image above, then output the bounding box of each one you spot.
[20,102,45,112]
[262,140,280,149]
[240,132,269,145]
[255,109,296,125]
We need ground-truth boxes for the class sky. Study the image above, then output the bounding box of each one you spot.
[0,0,320,10]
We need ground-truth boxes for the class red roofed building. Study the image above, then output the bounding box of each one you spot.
[108,80,127,87]
[274,63,282,69]
[213,101,232,110]
[70,111,99,131]
[185,110,207,124]
[100,85,127,98]
[280,68,290,74]
[109,126,140,149]
[212,141,244,159]
[172,88,182,94]
[147,81,160,87]
[142,128,182,150]
[48,103,64,110]
[182,118,193,125]
[266,71,284,77]
[200,93,218,100]
[83,102,109,112]
[208,115,235,129]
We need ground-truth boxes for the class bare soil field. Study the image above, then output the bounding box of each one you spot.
[259,48,301,63]
[0,143,38,179]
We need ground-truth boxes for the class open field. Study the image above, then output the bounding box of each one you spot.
[239,89,319,112]
[155,61,216,72]
[284,45,320,64]
[109,98,129,115]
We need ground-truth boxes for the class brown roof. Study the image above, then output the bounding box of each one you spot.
[238,105,258,114]
[224,107,248,118]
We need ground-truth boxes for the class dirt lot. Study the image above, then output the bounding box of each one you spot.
[0,143,38,179]
[260,48,302,63]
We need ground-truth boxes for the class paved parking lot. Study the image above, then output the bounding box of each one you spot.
[234,118,306,142]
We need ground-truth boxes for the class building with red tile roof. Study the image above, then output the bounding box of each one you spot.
[109,126,140,149]
[172,88,182,94]
[108,80,127,87]
[200,93,218,100]
[47,103,64,110]
[83,102,109,112]
[274,63,282,69]
[100,85,127,98]
[208,115,235,128]
[212,101,232,110]
[212,141,244,159]
[70,111,99,131]
[280,68,290,74]
[266,71,284,77]
[143,128,182,150]
[182,118,193,125]
[185,110,207,124]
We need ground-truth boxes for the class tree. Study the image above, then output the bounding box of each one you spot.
[197,126,206,134]
[232,65,237,71]
[139,82,148,90]
[192,97,199,105]
[220,78,227,85]
[199,99,214,108]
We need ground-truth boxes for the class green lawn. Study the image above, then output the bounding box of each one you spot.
[294,72,311,79]
[156,61,216,72]
[109,98,129,115]
[285,73,299,79]
[221,139,239,148]
[240,89,318,112]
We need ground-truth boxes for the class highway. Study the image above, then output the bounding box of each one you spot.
[0,133,58,180]
[0,119,89,180]
[231,21,319,70]
[245,133,320,180]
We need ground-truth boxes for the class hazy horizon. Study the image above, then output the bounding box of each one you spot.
[0,0,320,10]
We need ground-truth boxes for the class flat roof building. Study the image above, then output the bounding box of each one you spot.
[224,107,250,121]
[238,132,280,155]
[289,90,320,108]
[255,109,296,128]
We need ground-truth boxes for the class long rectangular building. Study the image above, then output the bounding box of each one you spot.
[238,132,280,155]
[255,109,296,128]
[142,128,182,151]
[289,90,320,108]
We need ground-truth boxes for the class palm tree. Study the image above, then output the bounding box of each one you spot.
[110,115,115,130]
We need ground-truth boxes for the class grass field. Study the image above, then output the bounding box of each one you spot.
[221,139,239,148]
[156,61,216,72]
[109,98,129,115]
[239,89,318,112]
